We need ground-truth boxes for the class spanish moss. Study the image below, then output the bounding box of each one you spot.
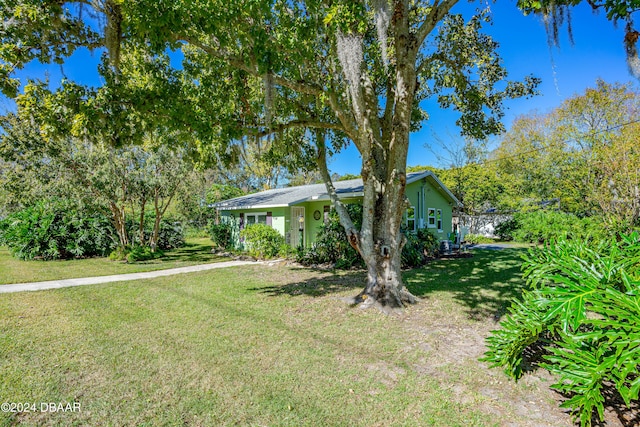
[624,21,640,78]
[104,0,122,71]
[336,30,364,118]
[373,0,391,70]
[541,1,574,48]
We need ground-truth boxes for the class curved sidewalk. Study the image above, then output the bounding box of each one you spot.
[0,260,260,294]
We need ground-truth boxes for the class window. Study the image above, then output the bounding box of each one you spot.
[406,206,416,231]
[427,208,436,228]
[246,212,268,226]
[436,209,443,231]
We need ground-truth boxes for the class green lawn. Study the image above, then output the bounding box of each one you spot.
[0,238,225,285]
[0,248,571,426]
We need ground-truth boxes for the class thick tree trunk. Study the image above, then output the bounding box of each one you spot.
[356,168,417,309]
[317,1,422,309]
[316,130,417,309]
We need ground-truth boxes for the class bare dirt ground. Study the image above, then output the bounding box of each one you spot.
[399,297,636,427]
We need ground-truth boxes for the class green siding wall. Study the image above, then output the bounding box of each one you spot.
[404,178,454,239]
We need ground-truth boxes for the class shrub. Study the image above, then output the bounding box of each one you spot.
[482,233,640,426]
[494,217,519,241]
[464,233,495,244]
[108,245,163,263]
[240,223,285,259]
[126,245,161,262]
[210,222,233,249]
[155,218,185,250]
[495,211,606,244]
[401,228,439,268]
[416,228,440,257]
[0,201,117,260]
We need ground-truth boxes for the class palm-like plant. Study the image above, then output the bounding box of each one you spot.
[483,233,640,426]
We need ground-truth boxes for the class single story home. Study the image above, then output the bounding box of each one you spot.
[213,171,462,249]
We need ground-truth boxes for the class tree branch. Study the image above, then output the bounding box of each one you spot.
[248,119,345,138]
[178,35,325,97]
[414,0,459,50]
[315,129,361,253]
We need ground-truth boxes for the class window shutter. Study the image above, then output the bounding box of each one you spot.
[239,213,245,230]
[266,211,272,226]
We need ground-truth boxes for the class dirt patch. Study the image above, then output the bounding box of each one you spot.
[399,303,630,427]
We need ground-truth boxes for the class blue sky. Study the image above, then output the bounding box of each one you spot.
[1,2,637,177]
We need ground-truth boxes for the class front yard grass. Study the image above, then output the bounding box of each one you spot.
[0,248,573,426]
[0,238,225,285]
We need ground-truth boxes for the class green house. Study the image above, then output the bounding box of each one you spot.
[213,171,461,249]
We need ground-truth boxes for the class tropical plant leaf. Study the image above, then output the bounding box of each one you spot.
[484,233,640,427]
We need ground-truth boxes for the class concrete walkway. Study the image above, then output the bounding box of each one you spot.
[0,260,260,294]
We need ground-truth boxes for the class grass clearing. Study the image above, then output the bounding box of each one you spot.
[0,238,225,285]
[0,248,574,426]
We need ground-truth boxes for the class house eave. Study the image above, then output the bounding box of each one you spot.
[307,191,364,202]
[215,203,290,211]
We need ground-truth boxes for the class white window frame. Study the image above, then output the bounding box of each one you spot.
[406,206,416,232]
[245,212,268,226]
[427,208,436,228]
[436,209,443,231]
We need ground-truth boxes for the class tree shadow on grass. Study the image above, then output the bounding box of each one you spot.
[155,242,221,264]
[250,267,366,298]
[251,248,528,321]
[404,248,528,321]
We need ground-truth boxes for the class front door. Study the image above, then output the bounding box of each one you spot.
[290,206,305,248]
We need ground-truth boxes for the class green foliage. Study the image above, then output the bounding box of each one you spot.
[209,222,233,250]
[155,219,185,250]
[401,228,441,268]
[177,180,244,228]
[495,211,606,244]
[108,245,164,263]
[127,214,185,251]
[0,200,117,260]
[125,245,163,263]
[240,223,285,259]
[494,81,640,222]
[494,218,519,241]
[464,233,495,244]
[297,205,364,268]
[483,234,640,426]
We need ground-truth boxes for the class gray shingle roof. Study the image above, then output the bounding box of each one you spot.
[213,171,461,210]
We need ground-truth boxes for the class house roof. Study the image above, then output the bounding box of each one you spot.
[213,171,462,211]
